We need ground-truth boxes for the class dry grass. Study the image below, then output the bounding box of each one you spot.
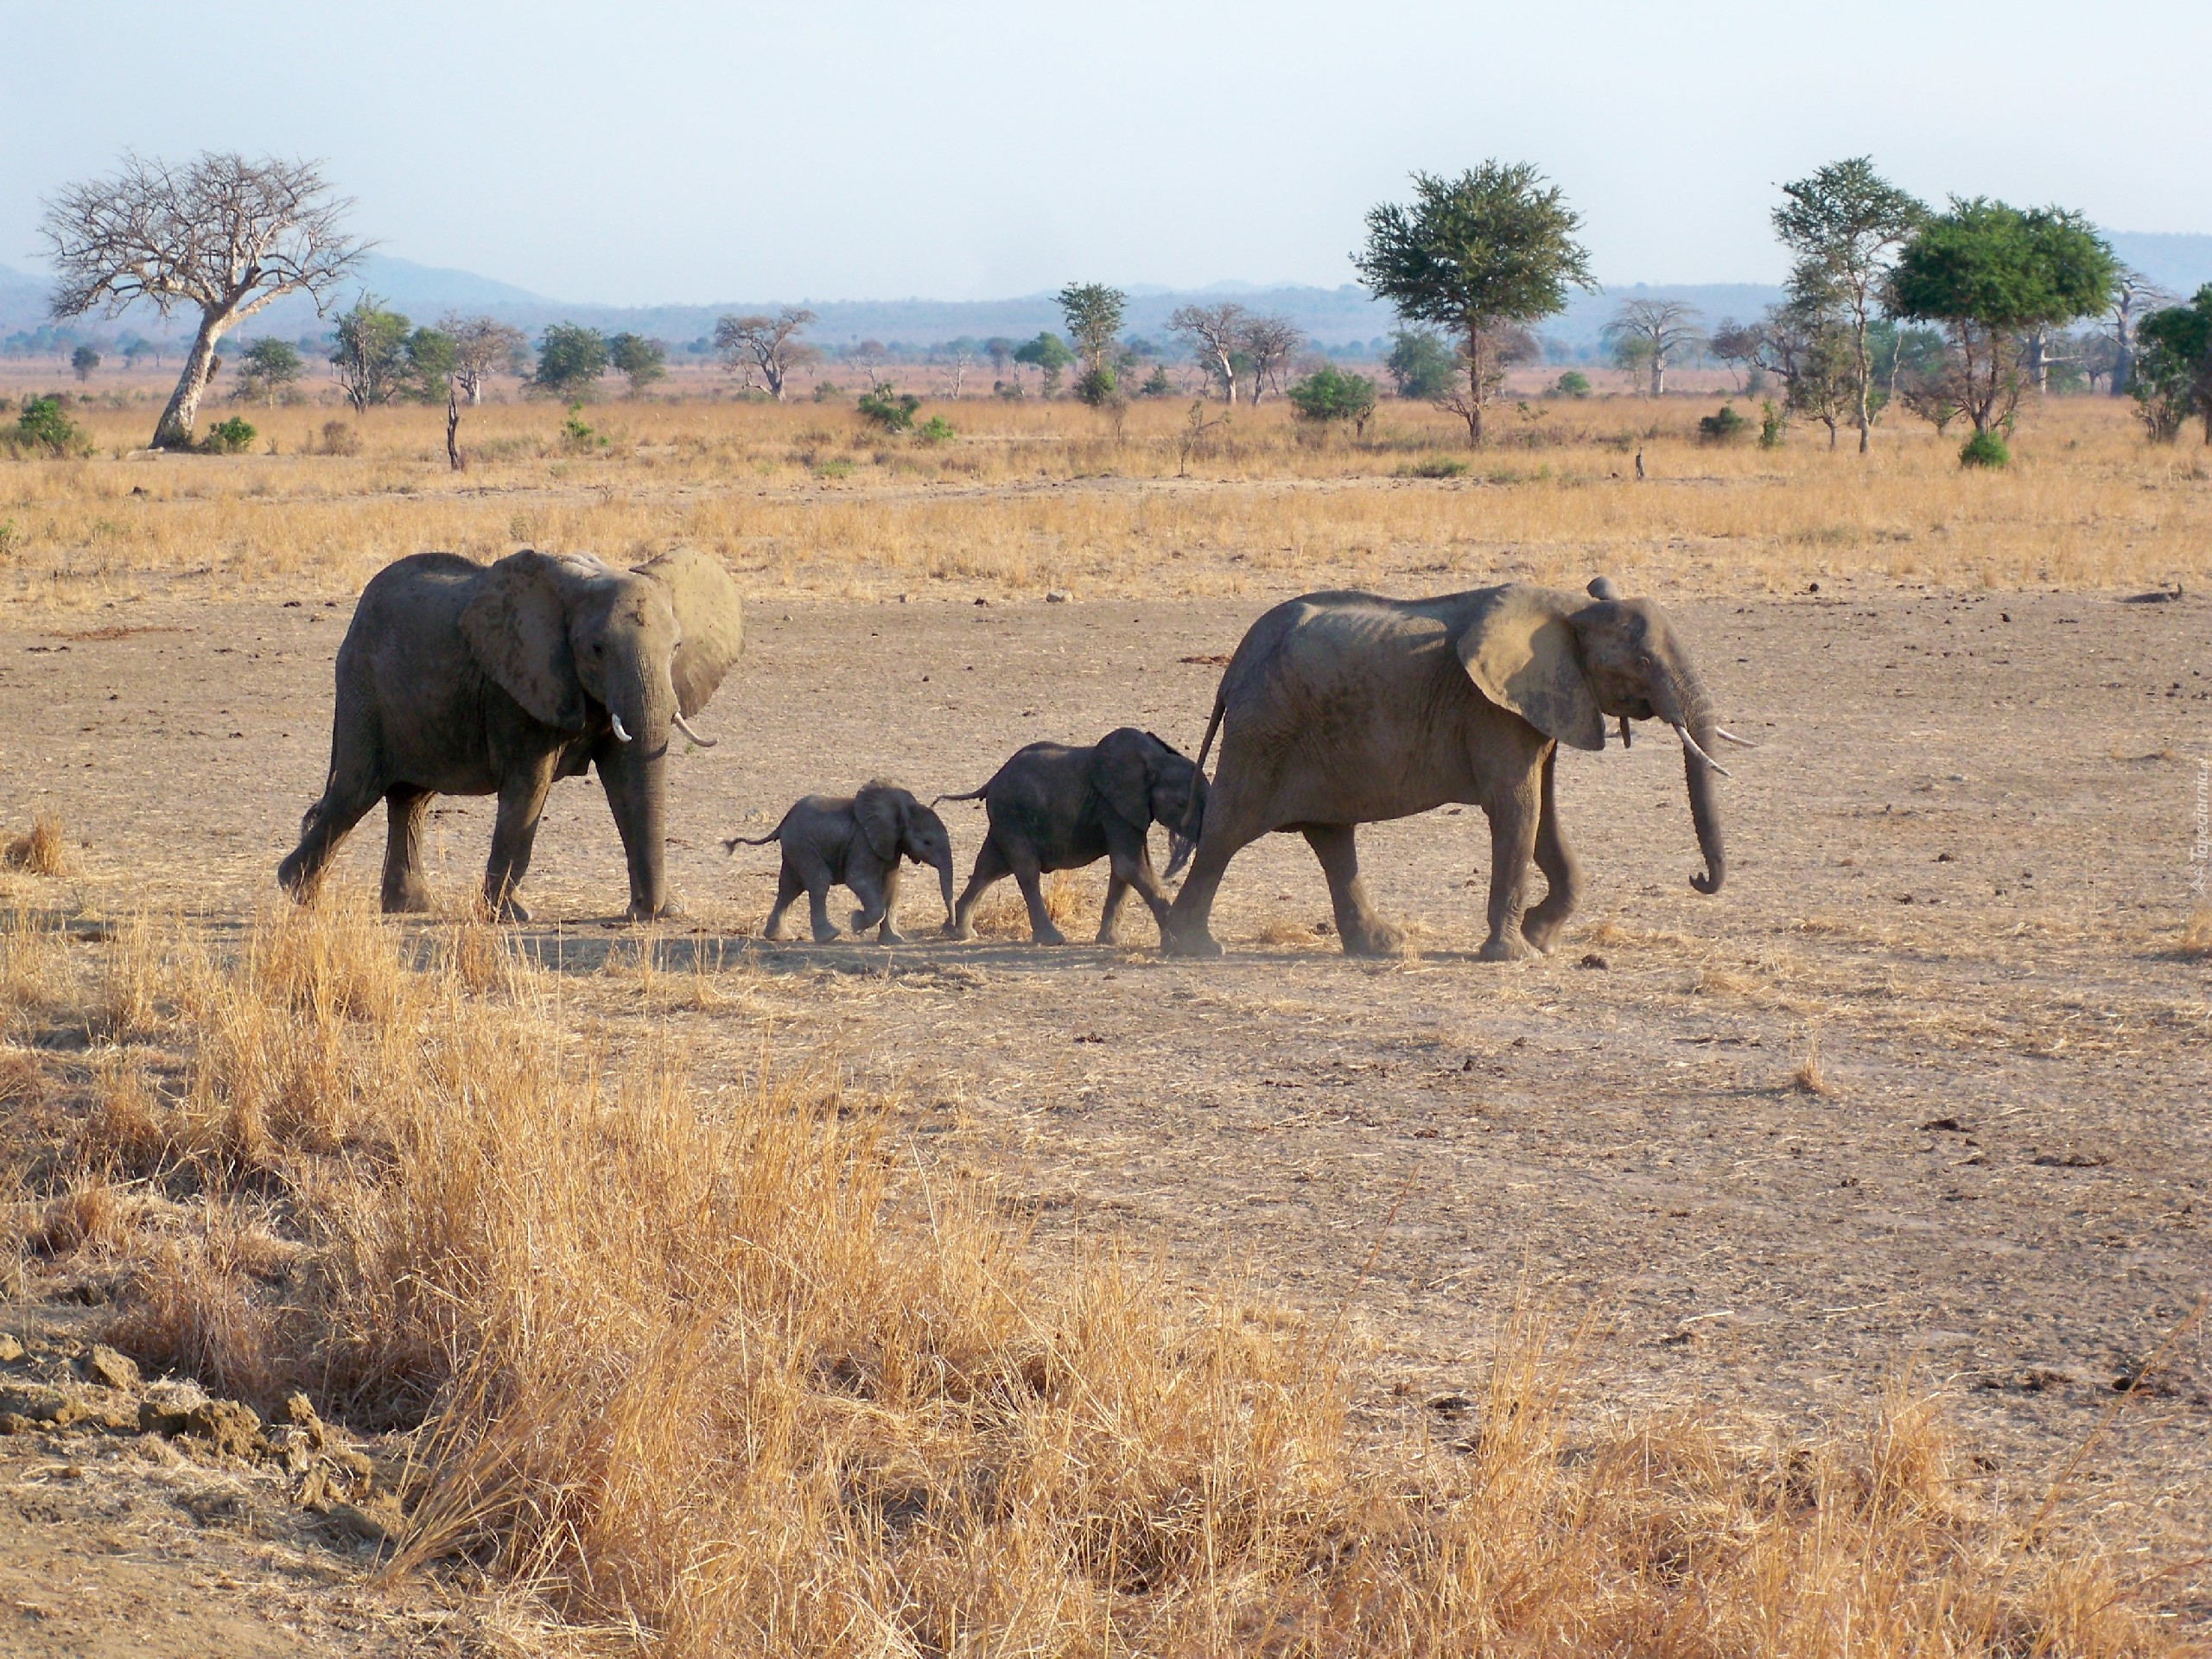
[1792,1028,1835,1096]
[3,392,2206,611]
[0,898,2188,1653]
[3,810,72,876]
[2182,906,2212,960]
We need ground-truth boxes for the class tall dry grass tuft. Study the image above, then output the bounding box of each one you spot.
[3,811,71,877]
[2181,906,2212,960]
[3,900,2182,1653]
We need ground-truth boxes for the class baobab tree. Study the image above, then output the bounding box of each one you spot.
[714,307,818,399]
[1168,302,1250,404]
[40,152,362,449]
[2103,268,2172,398]
[1604,299,1704,397]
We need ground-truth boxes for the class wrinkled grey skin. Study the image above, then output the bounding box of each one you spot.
[728,782,956,944]
[1162,578,1731,961]
[278,547,744,922]
[942,728,1208,946]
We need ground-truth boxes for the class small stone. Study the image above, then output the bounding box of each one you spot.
[0,1333,22,1363]
[0,1383,77,1425]
[1045,590,1071,604]
[1578,952,1610,970]
[84,1344,139,1392]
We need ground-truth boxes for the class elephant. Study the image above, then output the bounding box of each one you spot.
[939,728,1207,946]
[726,782,956,944]
[277,546,744,922]
[1160,577,1750,961]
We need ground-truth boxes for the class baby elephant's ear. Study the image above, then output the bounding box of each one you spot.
[1457,584,1605,752]
[855,781,906,863]
[461,550,587,730]
[1087,728,1154,828]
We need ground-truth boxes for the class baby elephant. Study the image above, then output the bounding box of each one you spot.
[941,728,1207,946]
[727,781,955,944]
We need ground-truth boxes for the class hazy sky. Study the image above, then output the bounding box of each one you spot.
[5,0,2209,305]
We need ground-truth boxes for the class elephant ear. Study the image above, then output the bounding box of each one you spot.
[855,781,906,864]
[461,550,587,731]
[634,547,744,718]
[1456,584,1605,753]
[1088,728,1155,829]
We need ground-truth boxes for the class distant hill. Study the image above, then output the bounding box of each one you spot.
[2105,232,2212,298]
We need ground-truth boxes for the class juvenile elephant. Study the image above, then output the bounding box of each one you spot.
[278,547,744,921]
[1162,578,1750,961]
[727,782,955,944]
[940,728,1207,946]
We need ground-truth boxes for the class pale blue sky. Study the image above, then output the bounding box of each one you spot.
[4,0,2207,304]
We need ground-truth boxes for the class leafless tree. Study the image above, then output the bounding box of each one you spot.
[1707,317,1764,391]
[713,307,818,400]
[1603,299,1704,397]
[441,314,528,405]
[1238,313,1302,404]
[942,341,974,398]
[1168,302,1249,403]
[2102,268,2173,398]
[1436,325,1539,433]
[40,151,363,448]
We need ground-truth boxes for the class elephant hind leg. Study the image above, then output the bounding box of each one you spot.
[761,861,802,941]
[379,786,436,914]
[277,771,383,901]
[1520,747,1582,955]
[949,836,1010,941]
[1302,823,1406,957]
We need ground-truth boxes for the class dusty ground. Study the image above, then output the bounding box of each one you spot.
[5,569,2211,1627]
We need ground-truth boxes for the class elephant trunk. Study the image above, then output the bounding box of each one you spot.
[1658,661,1726,896]
[934,850,956,924]
[601,671,675,918]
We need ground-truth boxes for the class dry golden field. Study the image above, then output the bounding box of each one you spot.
[2,385,2209,1655]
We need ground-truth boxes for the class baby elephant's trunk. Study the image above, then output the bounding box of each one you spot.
[932,849,957,924]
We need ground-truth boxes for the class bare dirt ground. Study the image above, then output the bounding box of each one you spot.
[6,570,2211,1630]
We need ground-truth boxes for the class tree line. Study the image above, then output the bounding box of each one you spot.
[29,149,2212,456]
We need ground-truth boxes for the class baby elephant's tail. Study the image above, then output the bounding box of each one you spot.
[723,825,783,852]
[931,785,988,809]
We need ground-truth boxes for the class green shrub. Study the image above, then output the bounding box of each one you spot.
[7,396,86,456]
[811,381,844,403]
[1386,329,1458,400]
[817,457,855,480]
[1398,454,1468,480]
[200,416,257,454]
[1695,404,1750,443]
[561,403,605,448]
[1959,429,2010,468]
[1139,365,1173,397]
[1287,365,1379,436]
[1072,366,1119,408]
[915,415,957,445]
[856,383,920,433]
[1552,371,1592,398]
[1758,400,1787,449]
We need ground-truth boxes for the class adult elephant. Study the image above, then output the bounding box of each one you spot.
[278,546,744,921]
[1161,578,1747,960]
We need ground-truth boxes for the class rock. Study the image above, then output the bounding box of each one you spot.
[143,1396,266,1458]
[0,1333,22,1363]
[0,1382,78,1426]
[1045,589,1071,603]
[83,1344,140,1391]
[1578,952,1610,969]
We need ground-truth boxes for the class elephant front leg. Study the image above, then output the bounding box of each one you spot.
[379,786,436,914]
[1012,856,1067,946]
[1301,823,1406,957]
[1102,835,1173,945]
[761,861,802,941]
[849,863,904,944]
[1478,784,1542,962]
[483,758,556,923]
[868,866,907,944]
[1520,749,1583,956]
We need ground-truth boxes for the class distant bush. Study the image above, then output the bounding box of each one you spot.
[1398,454,1468,480]
[856,383,921,433]
[1287,365,1378,436]
[1758,399,1787,449]
[811,381,844,403]
[319,420,361,457]
[561,402,607,449]
[993,380,1026,401]
[1138,365,1173,397]
[1695,404,1750,443]
[915,415,957,445]
[1386,329,1457,401]
[1072,366,1119,408]
[1551,371,1591,398]
[1959,429,2010,468]
[200,416,257,454]
[3,396,88,457]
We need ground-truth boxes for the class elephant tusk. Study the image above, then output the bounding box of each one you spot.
[1713,727,1759,748]
[671,709,717,748]
[608,709,633,744]
[1673,723,1731,778]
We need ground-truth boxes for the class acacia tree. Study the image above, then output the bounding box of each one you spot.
[40,152,362,448]
[1238,314,1303,404]
[441,314,528,404]
[237,337,303,405]
[1772,159,1924,452]
[608,333,667,396]
[1167,302,1250,404]
[1355,162,1593,443]
[1603,299,1702,396]
[1056,283,1127,401]
[2132,286,2212,442]
[714,307,818,399]
[329,295,413,411]
[1885,198,2116,438]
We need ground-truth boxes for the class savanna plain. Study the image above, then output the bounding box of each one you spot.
[3,385,2210,1656]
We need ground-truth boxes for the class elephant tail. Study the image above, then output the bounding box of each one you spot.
[723,811,790,853]
[1193,688,1226,774]
[930,785,988,808]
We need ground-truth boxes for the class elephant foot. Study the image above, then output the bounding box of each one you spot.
[1031,925,1070,947]
[1161,927,1224,960]
[1478,931,1539,963]
[810,927,842,944]
[1521,920,1565,955]
[943,920,974,942]
[494,896,532,925]
[381,887,434,916]
[1342,917,1408,958]
[877,928,908,946]
[1094,925,1122,947]
[628,899,683,925]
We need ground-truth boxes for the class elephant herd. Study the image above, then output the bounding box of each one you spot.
[280,549,1746,960]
